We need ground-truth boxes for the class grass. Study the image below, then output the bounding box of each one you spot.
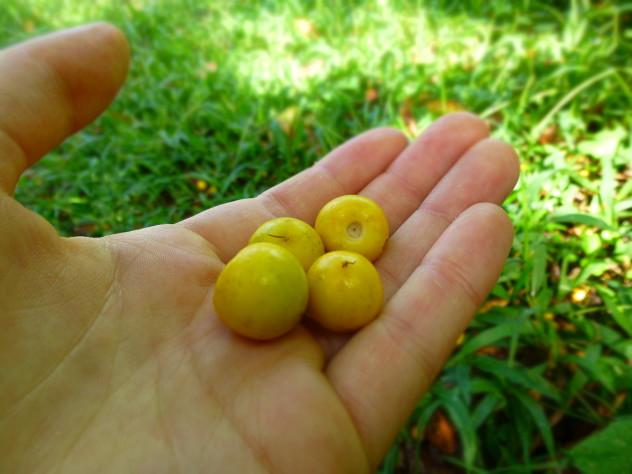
[2,0,631,471]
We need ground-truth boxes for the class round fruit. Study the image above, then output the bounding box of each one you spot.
[213,242,308,340]
[307,251,383,332]
[315,195,389,261]
[249,217,324,271]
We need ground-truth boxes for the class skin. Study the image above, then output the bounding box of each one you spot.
[0,24,520,473]
[308,251,383,332]
[214,243,308,340]
[248,217,324,271]
[315,195,389,261]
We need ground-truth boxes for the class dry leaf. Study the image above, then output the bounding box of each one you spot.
[276,106,299,135]
[294,18,316,38]
[195,179,208,191]
[426,411,458,454]
[479,298,509,313]
[74,223,97,236]
[426,99,465,114]
[399,98,418,136]
[301,59,325,78]
[571,286,589,304]
[477,346,503,356]
[365,87,378,102]
[538,124,558,144]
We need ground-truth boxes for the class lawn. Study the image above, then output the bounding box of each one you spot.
[1,0,631,471]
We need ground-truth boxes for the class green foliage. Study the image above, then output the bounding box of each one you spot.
[568,417,632,473]
[1,0,631,471]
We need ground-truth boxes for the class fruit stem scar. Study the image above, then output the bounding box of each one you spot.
[346,221,362,239]
[267,233,289,242]
[342,260,356,268]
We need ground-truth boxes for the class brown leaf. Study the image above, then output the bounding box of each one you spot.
[294,18,316,38]
[399,98,418,136]
[426,411,458,454]
[276,106,299,135]
[74,223,97,236]
[477,346,503,357]
[528,390,542,401]
[365,87,378,102]
[571,286,589,304]
[538,124,558,144]
[479,298,508,313]
[195,179,208,192]
[301,59,325,78]
[426,99,465,114]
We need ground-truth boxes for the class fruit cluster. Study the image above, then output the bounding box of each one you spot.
[213,195,389,340]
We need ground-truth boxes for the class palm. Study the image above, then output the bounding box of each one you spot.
[0,25,519,473]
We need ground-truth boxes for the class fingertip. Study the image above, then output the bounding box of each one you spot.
[484,137,521,187]
[319,125,408,177]
[329,126,408,161]
[369,126,409,147]
[79,22,131,100]
[429,111,489,139]
[458,202,514,254]
[89,22,131,74]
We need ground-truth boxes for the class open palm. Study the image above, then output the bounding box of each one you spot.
[0,25,519,473]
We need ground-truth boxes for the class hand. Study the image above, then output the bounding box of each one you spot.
[0,24,519,473]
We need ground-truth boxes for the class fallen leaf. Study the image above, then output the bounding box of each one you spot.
[276,106,299,135]
[479,298,508,313]
[528,390,542,401]
[74,223,97,236]
[596,404,611,417]
[426,99,465,114]
[571,286,589,304]
[365,87,378,102]
[399,98,418,136]
[477,346,503,356]
[294,17,316,38]
[539,124,558,144]
[301,59,325,78]
[195,179,208,191]
[426,411,458,454]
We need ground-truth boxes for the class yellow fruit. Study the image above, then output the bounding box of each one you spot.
[315,195,389,261]
[249,217,324,271]
[307,251,383,332]
[213,243,308,340]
